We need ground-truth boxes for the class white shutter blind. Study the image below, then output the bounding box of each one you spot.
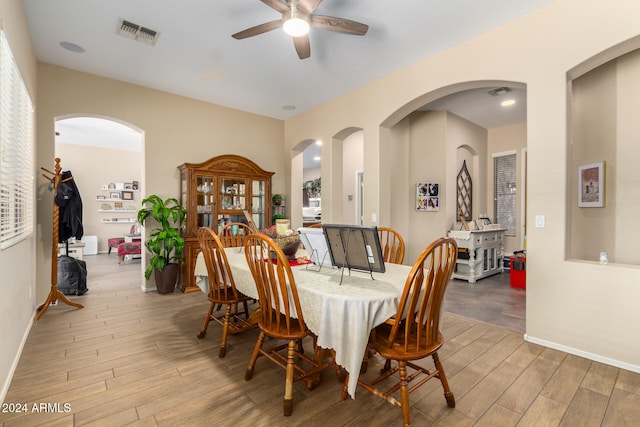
[493,152,516,235]
[0,30,35,249]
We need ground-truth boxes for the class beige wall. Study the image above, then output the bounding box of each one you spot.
[36,64,285,295]
[284,0,640,373]
[0,0,38,402]
[342,131,364,223]
[55,142,143,253]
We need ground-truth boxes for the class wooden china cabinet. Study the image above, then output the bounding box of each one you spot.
[177,154,274,292]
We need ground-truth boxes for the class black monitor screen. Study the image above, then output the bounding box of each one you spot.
[322,224,385,273]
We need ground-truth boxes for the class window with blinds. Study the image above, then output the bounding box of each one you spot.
[0,30,35,249]
[493,152,516,236]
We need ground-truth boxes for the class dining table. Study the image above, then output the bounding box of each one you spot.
[194,247,413,398]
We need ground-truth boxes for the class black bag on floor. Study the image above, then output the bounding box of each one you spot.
[57,255,88,296]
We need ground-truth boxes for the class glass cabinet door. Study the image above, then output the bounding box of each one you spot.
[196,174,216,229]
[220,177,246,211]
[252,179,267,229]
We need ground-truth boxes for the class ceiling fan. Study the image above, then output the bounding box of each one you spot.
[232,0,369,60]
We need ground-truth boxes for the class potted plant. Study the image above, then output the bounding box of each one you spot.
[272,193,284,206]
[137,195,186,294]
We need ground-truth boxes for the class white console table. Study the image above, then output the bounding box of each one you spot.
[448,229,505,283]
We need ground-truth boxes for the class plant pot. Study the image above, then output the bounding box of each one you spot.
[155,263,179,294]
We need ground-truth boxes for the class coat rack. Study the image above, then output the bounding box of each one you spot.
[36,158,84,320]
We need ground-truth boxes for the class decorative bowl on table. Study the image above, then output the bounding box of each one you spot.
[261,226,301,260]
[275,238,301,260]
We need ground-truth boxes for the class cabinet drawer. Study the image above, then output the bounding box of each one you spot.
[480,234,497,244]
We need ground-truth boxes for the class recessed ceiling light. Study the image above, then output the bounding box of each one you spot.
[315,140,322,146]
[501,99,516,107]
[59,41,85,53]
[282,105,296,110]
[314,156,321,161]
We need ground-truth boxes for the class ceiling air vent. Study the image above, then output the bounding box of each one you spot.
[488,87,511,97]
[117,18,160,46]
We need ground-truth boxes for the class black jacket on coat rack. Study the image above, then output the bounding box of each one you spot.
[56,170,84,243]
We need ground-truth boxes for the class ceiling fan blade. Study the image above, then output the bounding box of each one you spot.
[232,20,283,40]
[299,0,324,14]
[310,15,369,35]
[261,0,289,14]
[293,35,310,59]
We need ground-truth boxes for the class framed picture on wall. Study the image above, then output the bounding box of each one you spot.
[416,182,439,211]
[578,161,604,207]
[110,191,121,200]
[122,191,134,200]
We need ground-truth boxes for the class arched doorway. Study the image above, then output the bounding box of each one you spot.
[54,115,144,274]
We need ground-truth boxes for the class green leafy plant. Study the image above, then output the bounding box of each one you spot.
[272,213,286,223]
[272,193,284,205]
[137,195,187,280]
[303,177,321,197]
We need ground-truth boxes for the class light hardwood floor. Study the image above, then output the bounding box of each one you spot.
[2,254,639,426]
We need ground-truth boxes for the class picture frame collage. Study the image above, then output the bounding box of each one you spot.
[416,182,439,211]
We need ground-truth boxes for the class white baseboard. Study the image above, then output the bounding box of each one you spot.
[524,334,640,374]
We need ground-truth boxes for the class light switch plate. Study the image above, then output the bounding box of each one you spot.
[535,215,545,228]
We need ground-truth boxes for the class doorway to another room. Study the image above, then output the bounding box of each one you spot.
[54,116,144,274]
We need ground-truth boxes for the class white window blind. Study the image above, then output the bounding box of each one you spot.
[493,152,516,236]
[0,30,35,249]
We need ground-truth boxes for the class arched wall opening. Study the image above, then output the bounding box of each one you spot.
[379,80,527,263]
[54,114,145,271]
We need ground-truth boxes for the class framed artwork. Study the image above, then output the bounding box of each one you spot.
[114,202,123,209]
[122,191,134,200]
[132,180,139,190]
[124,182,133,190]
[578,162,604,207]
[96,195,106,200]
[110,191,121,200]
[416,182,439,212]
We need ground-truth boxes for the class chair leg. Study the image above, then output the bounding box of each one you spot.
[108,246,112,254]
[433,352,455,408]
[341,372,350,400]
[245,331,265,381]
[398,361,411,427]
[197,302,215,339]
[219,304,232,358]
[283,339,296,416]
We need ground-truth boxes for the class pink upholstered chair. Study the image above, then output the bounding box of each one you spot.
[108,224,137,254]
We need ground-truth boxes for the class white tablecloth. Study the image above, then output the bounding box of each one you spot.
[195,248,411,398]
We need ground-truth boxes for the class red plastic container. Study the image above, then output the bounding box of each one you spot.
[510,256,526,289]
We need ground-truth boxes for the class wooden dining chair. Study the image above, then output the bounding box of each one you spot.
[308,223,322,228]
[196,227,255,357]
[218,222,252,248]
[377,226,405,264]
[342,237,458,427]
[243,233,341,416]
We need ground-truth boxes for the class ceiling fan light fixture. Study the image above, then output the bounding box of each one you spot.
[283,13,310,37]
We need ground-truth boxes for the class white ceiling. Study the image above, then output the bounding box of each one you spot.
[24,0,547,124]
